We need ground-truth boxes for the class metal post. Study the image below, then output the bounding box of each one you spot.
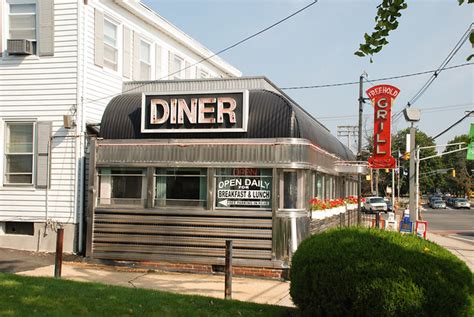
[415,145,420,220]
[370,168,374,194]
[357,75,364,224]
[397,157,400,206]
[375,169,379,196]
[225,240,233,299]
[392,165,395,207]
[54,227,64,278]
[409,126,417,223]
[375,211,380,228]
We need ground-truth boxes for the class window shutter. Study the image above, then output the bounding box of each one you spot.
[155,44,162,79]
[168,52,174,79]
[123,26,131,78]
[94,9,104,67]
[132,32,141,80]
[38,0,54,56]
[36,122,52,188]
[185,61,191,79]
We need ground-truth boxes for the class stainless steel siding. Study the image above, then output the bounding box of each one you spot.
[92,208,275,267]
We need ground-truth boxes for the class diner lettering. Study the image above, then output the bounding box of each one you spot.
[150,97,237,125]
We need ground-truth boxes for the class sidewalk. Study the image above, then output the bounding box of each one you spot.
[0,248,293,307]
[426,232,474,271]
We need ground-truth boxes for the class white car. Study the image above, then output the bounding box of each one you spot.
[363,197,388,213]
[453,198,471,209]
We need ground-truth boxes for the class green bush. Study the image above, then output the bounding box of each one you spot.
[290,227,473,316]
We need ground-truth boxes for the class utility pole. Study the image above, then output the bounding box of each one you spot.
[409,124,416,222]
[337,125,358,150]
[357,74,364,224]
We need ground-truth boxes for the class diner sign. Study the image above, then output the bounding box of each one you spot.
[216,175,272,209]
[366,84,400,169]
[141,90,249,133]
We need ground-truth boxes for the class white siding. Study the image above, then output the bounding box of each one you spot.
[81,1,237,124]
[0,0,79,225]
[0,0,240,252]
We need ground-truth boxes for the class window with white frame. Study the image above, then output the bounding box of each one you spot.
[4,122,34,185]
[139,40,151,80]
[197,68,209,79]
[103,18,118,71]
[8,2,37,52]
[171,55,184,79]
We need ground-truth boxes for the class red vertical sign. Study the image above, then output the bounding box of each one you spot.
[366,84,400,169]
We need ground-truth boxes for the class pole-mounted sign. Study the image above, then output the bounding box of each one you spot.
[366,84,400,169]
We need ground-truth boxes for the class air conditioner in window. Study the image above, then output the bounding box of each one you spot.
[7,39,34,55]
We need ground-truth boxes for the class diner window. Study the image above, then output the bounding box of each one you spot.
[98,168,146,206]
[315,173,324,199]
[280,170,304,209]
[8,2,37,53]
[139,40,151,80]
[215,168,272,210]
[4,122,34,185]
[103,18,118,71]
[155,168,207,207]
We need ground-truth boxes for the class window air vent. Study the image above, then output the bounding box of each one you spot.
[7,39,34,55]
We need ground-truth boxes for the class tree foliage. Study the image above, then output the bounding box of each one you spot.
[362,128,442,196]
[355,0,474,61]
[354,0,407,61]
[362,129,473,197]
[440,134,473,195]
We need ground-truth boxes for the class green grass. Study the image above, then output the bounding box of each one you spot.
[0,273,296,317]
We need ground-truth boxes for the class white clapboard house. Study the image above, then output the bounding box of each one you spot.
[0,0,240,253]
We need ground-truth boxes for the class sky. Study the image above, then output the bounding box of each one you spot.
[142,0,473,152]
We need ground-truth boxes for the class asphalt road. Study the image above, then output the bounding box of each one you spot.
[421,205,474,242]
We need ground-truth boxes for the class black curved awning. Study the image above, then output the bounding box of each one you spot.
[100,90,356,161]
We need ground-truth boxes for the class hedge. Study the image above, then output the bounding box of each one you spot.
[290,227,473,316]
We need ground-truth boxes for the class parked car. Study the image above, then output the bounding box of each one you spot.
[429,195,442,206]
[431,199,446,209]
[453,198,471,209]
[363,197,388,213]
[383,198,393,212]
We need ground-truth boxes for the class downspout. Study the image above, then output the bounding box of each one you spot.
[76,1,87,254]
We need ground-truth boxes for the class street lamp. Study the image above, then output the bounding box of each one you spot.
[403,107,421,222]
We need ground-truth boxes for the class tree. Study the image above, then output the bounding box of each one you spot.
[440,134,473,196]
[355,0,474,61]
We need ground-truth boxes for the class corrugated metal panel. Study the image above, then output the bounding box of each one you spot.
[94,139,337,172]
[123,76,276,94]
[91,207,275,267]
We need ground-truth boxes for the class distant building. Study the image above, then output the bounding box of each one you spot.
[0,0,240,253]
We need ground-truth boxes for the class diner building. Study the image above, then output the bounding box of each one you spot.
[86,77,361,272]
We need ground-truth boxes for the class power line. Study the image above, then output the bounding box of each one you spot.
[316,102,473,121]
[280,62,473,90]
[431,111,474,140]
[85,0,319,106]
[392,23,474,123]
[407,23,473,107]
